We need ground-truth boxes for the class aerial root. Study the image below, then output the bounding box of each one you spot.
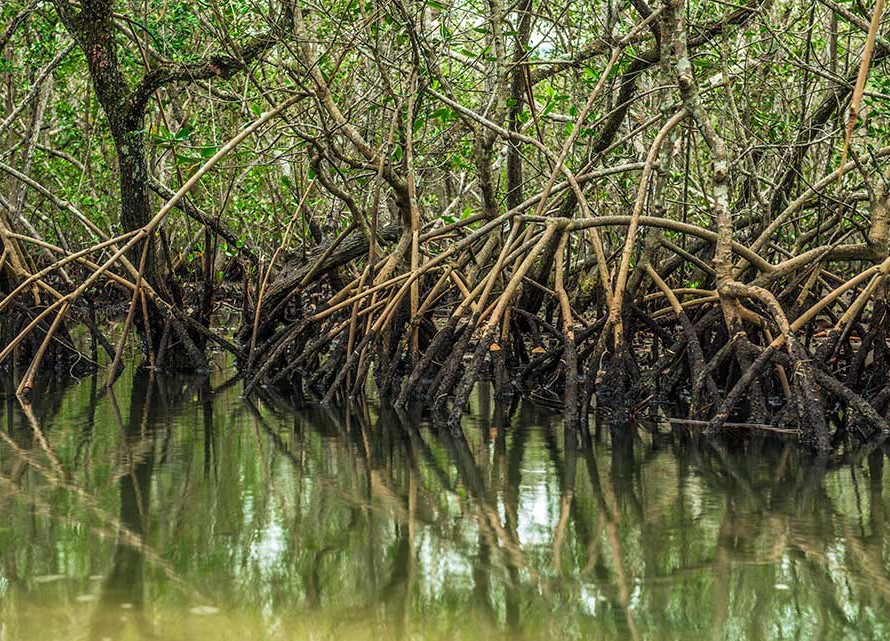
[4,211,889,453]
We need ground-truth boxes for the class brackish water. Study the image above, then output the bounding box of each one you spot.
[0,362,888,641]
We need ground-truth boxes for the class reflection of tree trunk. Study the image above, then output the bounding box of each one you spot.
[441,416,527,633]
[581,430,640,641]
[202,379,214,478]
[746,585,769,641]
[380,524,411,640]
[545,424,578,571]
[91,373,156,641]
[797,455,828,512]
[73,375,99,467]
[471,532,495,624]
[709,506,736,641]
[609,415,636,503]
[303,551,323,610]
[863,449,886,618]
[869,450,885,541]
[675,439,693,614]
[503,422,527,632]
[804,555,851,641]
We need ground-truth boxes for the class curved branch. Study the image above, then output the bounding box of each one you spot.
[129,33,278,114]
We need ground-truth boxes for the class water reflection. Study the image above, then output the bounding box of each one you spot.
[90,375,155,640]
[0,366,888,640]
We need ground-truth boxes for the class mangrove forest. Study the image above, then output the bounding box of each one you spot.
[2,0,890,638]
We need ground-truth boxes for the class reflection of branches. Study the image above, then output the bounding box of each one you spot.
[0,464,199,599]
[0,376,206,603]
[673,434,890,632]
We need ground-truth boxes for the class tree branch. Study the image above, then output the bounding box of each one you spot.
[129,33,278,115]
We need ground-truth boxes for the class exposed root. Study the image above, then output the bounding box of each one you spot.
[4,3,890,458]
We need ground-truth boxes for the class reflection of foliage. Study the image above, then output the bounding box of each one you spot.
[0,368,888,640]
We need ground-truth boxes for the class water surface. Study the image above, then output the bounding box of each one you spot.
[0,364,888,640]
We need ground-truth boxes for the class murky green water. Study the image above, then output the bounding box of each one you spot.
[0,362,888,641]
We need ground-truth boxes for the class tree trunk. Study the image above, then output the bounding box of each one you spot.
[54,0,197,369]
